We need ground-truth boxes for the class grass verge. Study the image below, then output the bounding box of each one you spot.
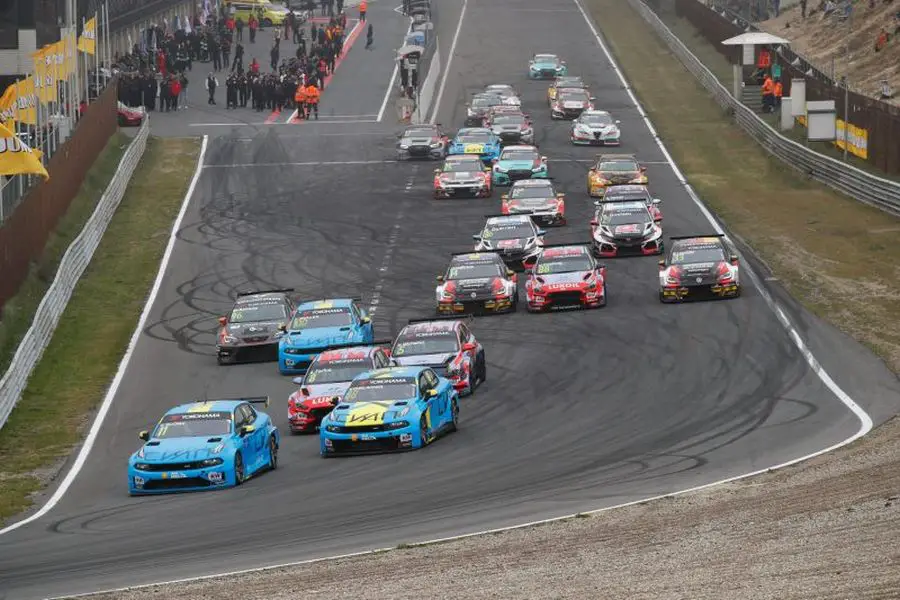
[0,131,130,375]
[584,0,900,372]
[0,137,202,523]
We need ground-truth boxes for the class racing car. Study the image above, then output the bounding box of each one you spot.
[491,145,548,186]
[216,288,294,365]
[473,214,545,270]
[128,397,279,494]
[319,366,459,456]
[547,76,587,105]
[529,53,567,79]
[433,155,492,198]
[485,109,534,145]
[571,110,621,145]
[600,185,663,221]
[586,154,648,197]
[390,316,486,395]
[501,179,566,226]
[448,128,502,164]
[436,252,518,314]
[278,299,374,375]
[287,341,394,433]
[551,87,595,120]
[396,123,450,160]
[658,235,741,303]
[590,198,662,257]
[525,244,607,312]
[117,102,146,126]
[465,92,504,127]
[484,84,521,106]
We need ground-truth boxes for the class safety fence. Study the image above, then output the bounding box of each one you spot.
[624,0,900,217]
[0,117,150,432]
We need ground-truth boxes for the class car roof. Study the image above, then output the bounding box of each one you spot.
[167,400,245,415]
[485,214,532,225]
[512,179,553,187]
[598,153,638,161]
[502,145,538,152]
[486,83,514,90]
[541,245,590,258]
[400,320,460,335]
[580,110,611,117]
[234,292,289,305]
[604,185,650,195]
[457,127,492,134]
[445,154,482,161]
[671,236,726,249]
[355,366,426,380]
[296,298,354,310]
[450,252,505,264]
[534,53,559,58]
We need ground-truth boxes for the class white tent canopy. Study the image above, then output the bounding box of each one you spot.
[721,32,791,46]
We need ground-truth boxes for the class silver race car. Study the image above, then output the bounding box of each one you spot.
[396,124,450,160]
[486,110,535,145]
[465,93,504,126]
[483,84,522,107]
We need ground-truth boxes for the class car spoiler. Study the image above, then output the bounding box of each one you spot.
[595,153,637,160]
[236,288,294,297]
[484,213,533,219]
[668,234,725,240]
[593,198,651,204]
[407,314,475,325]
[538,242,592,249]
[198,396,270,408]
[316,339,395,352]
[450,249,503,256]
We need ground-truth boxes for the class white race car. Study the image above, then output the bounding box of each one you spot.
[571,110,621,145]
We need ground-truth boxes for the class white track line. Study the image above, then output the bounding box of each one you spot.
[428,0,467,124]
[0,135,211,537]
[284,109,299,123]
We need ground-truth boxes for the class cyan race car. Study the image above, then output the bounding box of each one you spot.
[528,53,567,79]
[128,397,279,494]
[491,145,548,186]
[278,299,374,375]
[320,366,459,456]
[448,128,502,164]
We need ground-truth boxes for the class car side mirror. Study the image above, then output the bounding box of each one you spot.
[331,396,341,405]
[139,430,150,441]
[589,96,596,101]
[507,269,515,277]
[590,219,599,227]
[730,254,739,265]
[640,166,647,172]
[536,229,547,236]
[658,259,666,270]
[434,168,440,173]
[218,316,227,327]
[541,155,548,161]
[292,376,305,385]
[501,194,509,200]
[278,324,287,332]
[462,342,477,352]
[615,119,621,124]
[491,158,498,164]
[361,316,371,324]
[240,424,256,437]
[426,388,439,398]
[436,275,444,282]
[652,198,661,204]
[524,267,534,274]
[472,234,481,241]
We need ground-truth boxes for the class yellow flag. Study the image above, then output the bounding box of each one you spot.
[0,78,38,126]
[78,16,97,55]
[0,121,49,179]
[62,31,77,77]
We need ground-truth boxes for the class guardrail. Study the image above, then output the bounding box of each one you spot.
[0,119,150,432]
[625,0,900,217]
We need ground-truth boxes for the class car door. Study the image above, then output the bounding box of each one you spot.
[236,404,258,469]
[354,302,374,341]
[422,369,446,424]
[418,373,435,435]
[244,404,268,471]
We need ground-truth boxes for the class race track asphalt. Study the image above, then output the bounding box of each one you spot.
[1,0,899,598]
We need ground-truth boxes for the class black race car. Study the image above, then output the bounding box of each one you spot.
[435,251,518,315]
[658,235,742,303]
[473,214,545,271]
[396,124,450,160]
[216,289,295,364]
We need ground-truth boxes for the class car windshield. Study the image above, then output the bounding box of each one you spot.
[229,302,287,323]
[501,149,538,161]
[536,256,593,274]
[343,378,418,403]
[448,262,502,279]
[601,206,650,225]
[670,247,726,265]
[472,96,500,108]
[290,308,352,329]
[458,133,492,143]
[493,115,525,125]
[511,184,553,199]
[560,91,588,102]
[393,334,459,356]
[444,159,483,172]
[153,412,232,439]
[535,55,559,64]
[581,113,613,126]
[556,78,581,86]
[483,223,534,240]
[304,362,370,385]
[599,161,639,172]
[404,127,435,137]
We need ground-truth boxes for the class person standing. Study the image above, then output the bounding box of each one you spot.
[236,16,244,41]
[359,0,367,21]
[365,23,373,50]
[232,42,245,71]
[206,71,219,104]
[270,42,280,71]
[249,14,258,43]
[179,72,189,109]
[304,81,319,119]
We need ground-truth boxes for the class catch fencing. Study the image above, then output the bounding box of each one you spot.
[0,118,149,432]
[626,0,900,217]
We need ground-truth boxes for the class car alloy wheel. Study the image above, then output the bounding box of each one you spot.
[420,416,429,446]
[268,436,278,470]
[449,400,459,432]
[234,452,245,485]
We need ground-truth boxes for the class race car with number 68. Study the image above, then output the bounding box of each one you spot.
[659,235,741,303]
[525,244,607,312]
[436,251,518,315]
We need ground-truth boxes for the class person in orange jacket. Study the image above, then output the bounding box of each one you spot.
[761,74,774,113]
[359,0,367,21]
[304,82,320,119]
[294,83,308,119]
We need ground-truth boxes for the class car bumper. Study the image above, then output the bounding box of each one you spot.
[321,427,419,455]
[217,341,279,362]
[572,132,620,145]
[437,296,513,314]
[492,170,547,185]
[530,69,565,79]
[509,210,565,226]
[398,146,444,160]
[279,352,319,374]
[528,289,604,311]
[128,466,233,494]
[660,283,740,302]
[434,184,492,198]
[593,236,662,257]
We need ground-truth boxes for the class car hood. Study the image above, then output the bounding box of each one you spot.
[135,437,229,462]
[577,122,616,131]
[281,326,354,348]
[598,170,640,180]
[535,271,589,285]
[532,62,560,69]
[451,277,495,293]
[392,352,456,367]
[329,399,416,425]
[225,320,284,341]
[493,124,525,133]
[402,136,434,145]
[440,171,484,181]
[297,382,353,407]
[498,160,538,170]
[558,99,589,108]
[491,237,529,250]
[508,197,555,210]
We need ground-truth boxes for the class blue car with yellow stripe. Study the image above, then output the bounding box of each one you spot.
[278,299,374,375]
[448,128,502,165]
[128,397,279,494]
[320,367,459,456]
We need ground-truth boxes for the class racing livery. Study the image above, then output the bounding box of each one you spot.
[501,179,566,226]
[128,398,279,494]
[465,93,503,126]
[590,199,663,257]
[473,214,546,270]
[216,289,294,365]
[586,154,648,197]
[448,127,503,164]
[278,299,374,375]
[436,252,518,314]
[550,87,595,120]
[433,155,492,198]
[571,110,621,145]
[491,145,548,186]
[600,185,663,221]
[390,316,486,396]
[529,53,567,79]
[547,76,587,105]
[525,244,607,312]
[396,124,449,160]
[485,110,534,145]
[484,83,521,106]
[658,235,741,303]
[287,342,393,433]
[320,367,459,456]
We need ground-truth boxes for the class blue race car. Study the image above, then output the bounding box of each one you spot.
[320,366,459,456]
[491,145,549,186]
[278,298,374,375]
[448,128,502,164]
[528,53,567,79]
[128,397,279,495]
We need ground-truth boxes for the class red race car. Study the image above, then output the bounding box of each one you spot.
[433,155,492,199]
[525,244,607,312]
[117,102,145,126]
[287,341,393,433]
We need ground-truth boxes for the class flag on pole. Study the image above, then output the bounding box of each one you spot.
[77,16,97,54]
[0,121,49,179]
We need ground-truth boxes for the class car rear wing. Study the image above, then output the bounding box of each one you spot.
[484,213,533,219]
[407,315,475,326]
[316,340,395,353]
[595,153,637,160]
[236,288,295,297]
[450,249,503,255]
[668,234,725,240]
[198,396,271,408]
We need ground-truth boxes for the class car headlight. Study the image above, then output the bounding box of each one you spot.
[133,463,151,471]
[430,142,442,148]
[521,128,533,135]
[577,125,591,134]
[532,164,545,172]
[665,275,679,285]
[494,166,507,173]
[399,143,409,149]
[387,420,410,430]
[481,240,493,250]
[325,424,340,432]
[221,334,238,344]
[200,458,224,467]
[524,236,536,248]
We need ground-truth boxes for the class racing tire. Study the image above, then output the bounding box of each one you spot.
[599,284,608,308]
[449,399,459,432]
[234,452,245,486]
[267,436,278,470]
[465,367,476,396]
[478,353,487,382]
[419,416,430,447]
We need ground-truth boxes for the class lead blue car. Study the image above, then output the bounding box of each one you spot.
[278,299,375,374]
[448,128,502,164]
[128,397,279,495]
[528,53,567,79]
[320,366,459,456]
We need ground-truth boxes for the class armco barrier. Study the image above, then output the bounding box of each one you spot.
[413,40,441,124]
[0,119,150,432]
[624,0,900,217]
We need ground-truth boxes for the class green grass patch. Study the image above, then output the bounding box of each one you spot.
[0,131,131,375]
[0,137,202,524]
[584,0,900,373]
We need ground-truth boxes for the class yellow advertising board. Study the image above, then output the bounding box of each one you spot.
[795,115,868,160]
[78,16,97,55]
